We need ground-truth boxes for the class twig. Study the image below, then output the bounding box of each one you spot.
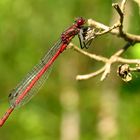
[76,66,105,80]
[69,43,108,62]
[70,0,140,81]
[117,57,140,64]
[69,42,139,81]
[100,42,134,81]
[87,0,139,43]
[120,0,127,12]
[113,3,124,36]
[88,19,140,42]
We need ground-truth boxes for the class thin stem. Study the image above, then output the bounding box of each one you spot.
[76,66,105,80]
[69,43,108,62]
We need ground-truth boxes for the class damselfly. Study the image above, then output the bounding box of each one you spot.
[0,17,90,127]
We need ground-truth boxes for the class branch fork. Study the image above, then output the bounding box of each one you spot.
[69,0,140,82]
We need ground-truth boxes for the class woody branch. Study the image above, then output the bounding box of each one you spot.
[69,0,140,82]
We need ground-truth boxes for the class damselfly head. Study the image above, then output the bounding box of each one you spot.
[75,17,85,28]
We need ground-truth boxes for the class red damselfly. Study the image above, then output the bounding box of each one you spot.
[0,17,87,127]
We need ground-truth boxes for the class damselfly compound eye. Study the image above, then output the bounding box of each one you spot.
[75,17,85,27]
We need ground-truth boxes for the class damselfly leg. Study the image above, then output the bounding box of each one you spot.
[78,26,102,49]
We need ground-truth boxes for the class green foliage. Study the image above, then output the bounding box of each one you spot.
[0,0,140,140]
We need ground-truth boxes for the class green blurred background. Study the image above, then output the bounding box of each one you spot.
[0,0,140,140]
